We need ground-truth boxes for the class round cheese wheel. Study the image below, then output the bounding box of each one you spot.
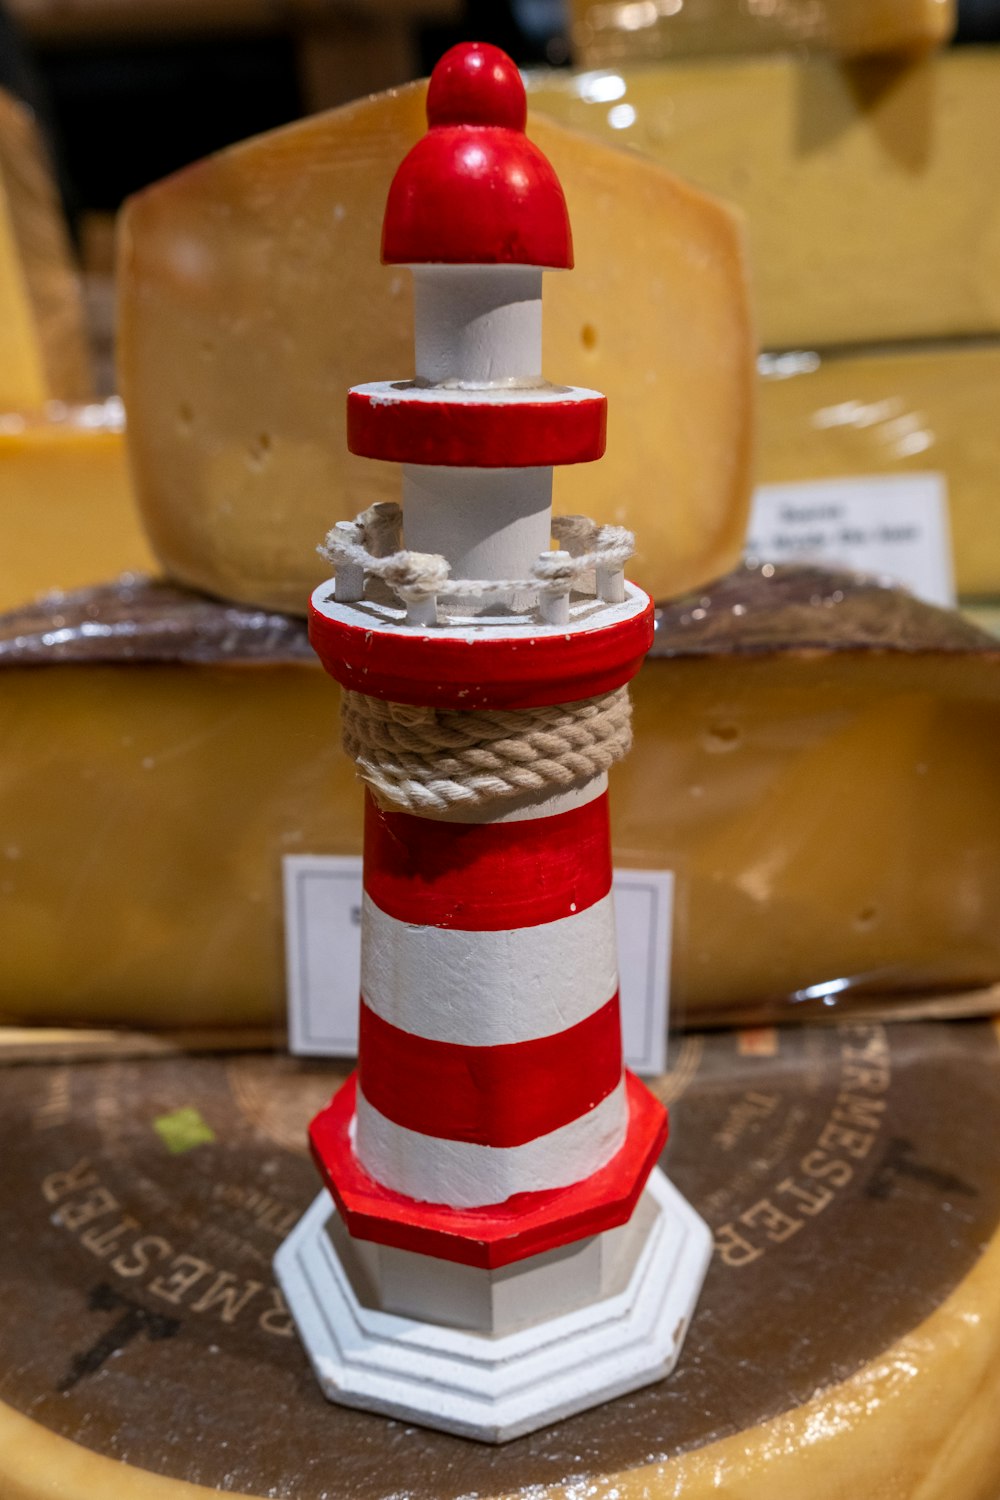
[2,1020,999,1498]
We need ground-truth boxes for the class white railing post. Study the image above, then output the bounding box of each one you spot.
[538,550,572,625]
[332,522,365,603]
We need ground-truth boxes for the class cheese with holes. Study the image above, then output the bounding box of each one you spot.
[1,1022,1000,1498]
[0,405,156,610]
[526,48,1000,348]
[2,566,999,1030]
[0,89,92,408]
[633,565,1000,1022]
[569,0,956,68]
[757,342,1000,600]
[117,82,754,615]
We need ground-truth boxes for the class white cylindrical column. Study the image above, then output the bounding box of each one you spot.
[402,464,552,580]
[413,266,543,385]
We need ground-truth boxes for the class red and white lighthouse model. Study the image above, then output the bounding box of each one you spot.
[275,42,711,1443]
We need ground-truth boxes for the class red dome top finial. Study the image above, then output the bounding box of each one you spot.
[381,41,572,269]
[425,42,527,132]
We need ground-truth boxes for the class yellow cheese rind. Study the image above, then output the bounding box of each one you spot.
[757,342,1000,600]
[624,650,1000,1020]
[0,89,92,407]
[570,0,956,68]
[0,416,156,610]
[2,1125,1000,1500]
[527,49,1000,348]
[118,82,754,614]
[0,660,360,1028]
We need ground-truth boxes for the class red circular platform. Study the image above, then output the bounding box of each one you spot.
[309,586,654,710]
[347,383,606,468]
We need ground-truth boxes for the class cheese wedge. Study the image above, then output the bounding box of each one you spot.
[2,1021,1000,1498]
[756,341,1000,600]
[570,0,957,68]
[526,48,1000,349]
[0,403,156,610]
[0,582,346,1031]
[117,82,754,615]
[632,564,1000,1022]
[0,89,92,408]
[2,566,998,1030]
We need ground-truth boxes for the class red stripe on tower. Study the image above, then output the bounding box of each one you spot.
[363,788,612,930]
[358,997,622,1147]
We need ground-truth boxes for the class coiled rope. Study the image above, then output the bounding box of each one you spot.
[341,686,632,812]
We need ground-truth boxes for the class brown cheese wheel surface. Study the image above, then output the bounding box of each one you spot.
[2,1020,1000,1498]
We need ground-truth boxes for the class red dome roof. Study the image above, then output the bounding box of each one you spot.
[382,42,573,269]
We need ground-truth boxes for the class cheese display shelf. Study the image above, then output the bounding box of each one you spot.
[3,1019,1000,1497]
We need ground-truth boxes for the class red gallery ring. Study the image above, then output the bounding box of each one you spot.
[309,586,655,709]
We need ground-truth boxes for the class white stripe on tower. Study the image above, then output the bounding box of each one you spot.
[354,1080,627,1210]
[359,893,618,1045]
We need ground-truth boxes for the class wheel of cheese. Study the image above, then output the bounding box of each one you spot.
[2,1020,1000,1498]
[3,568,1000,1034]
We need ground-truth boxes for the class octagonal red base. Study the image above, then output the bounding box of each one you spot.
[309,1072,668,1270]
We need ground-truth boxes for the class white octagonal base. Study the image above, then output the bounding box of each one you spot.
[274,1167,712,1443]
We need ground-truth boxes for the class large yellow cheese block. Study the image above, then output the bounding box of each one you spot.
[756,341,1000,601]
[0,404,157,610]
[1,1021,1000,1498]
[0,89,92,408]
[117,82,754,615]
[0,582,355,1030]
[526,48,1000,349]
[3,565,999,1031]
[570,0,956,68]
[633,564,1000,1022]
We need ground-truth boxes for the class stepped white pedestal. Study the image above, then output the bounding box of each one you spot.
[275,1166,712,1443]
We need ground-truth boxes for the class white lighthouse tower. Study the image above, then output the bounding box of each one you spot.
[275,40,711,1443]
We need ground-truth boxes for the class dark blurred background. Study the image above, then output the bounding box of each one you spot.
[0,0,997,252]
[0,0,565,228]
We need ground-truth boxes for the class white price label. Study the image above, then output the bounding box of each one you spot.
[283,857,672,1076]
[747,473,954,608]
